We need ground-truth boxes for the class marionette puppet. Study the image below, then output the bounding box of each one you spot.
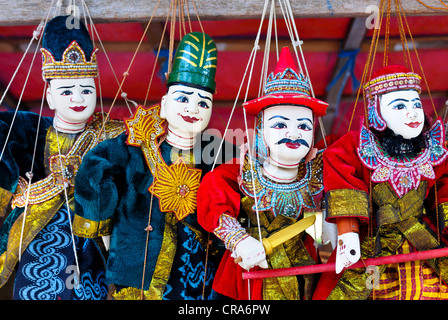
[197,47,328,300]
[73,32,237,300]
[313,64,448,300]
[0,15,124,300]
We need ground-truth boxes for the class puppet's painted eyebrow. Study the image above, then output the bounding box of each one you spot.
[387,98,409,105]
[268,115,289,121]
[198,92,212,101]
[57,85,75,89]
[173,90,194,95]
[297,117,313,124]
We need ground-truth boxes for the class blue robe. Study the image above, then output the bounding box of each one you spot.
[0,111,123,300]
[73,130,237,300]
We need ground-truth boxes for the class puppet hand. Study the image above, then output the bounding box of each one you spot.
[102,235,111,251]
[232,236,268,270]
[335,232,360,274]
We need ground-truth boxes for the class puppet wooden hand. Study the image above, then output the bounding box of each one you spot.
[335,232,360,274]
[102,235,111,251]
[232,236,269,271]
[214,213,268,270]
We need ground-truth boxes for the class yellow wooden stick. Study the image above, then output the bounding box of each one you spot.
[262,215,316,255]
[234,215,316,263]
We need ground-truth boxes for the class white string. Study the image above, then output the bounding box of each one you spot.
[54,129,81,279]
[80,0,135,116]
[0,20,46,163]
[278,0,327,146]
[210,0,270,172]
[17,1,56,261]
[18,82,47,262]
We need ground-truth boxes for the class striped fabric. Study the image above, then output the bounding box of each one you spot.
[372,241,448,300]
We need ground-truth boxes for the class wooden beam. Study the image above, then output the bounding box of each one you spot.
[317,17,366,139]
[0,0,447,26]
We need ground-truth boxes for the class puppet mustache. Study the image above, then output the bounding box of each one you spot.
[276,138,309,148]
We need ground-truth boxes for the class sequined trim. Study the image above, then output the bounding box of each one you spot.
[72,215,113,238]
[146,211,178,299]
[125,105,202,221]
[214,213,248,251]
[0,195,66,287]
[11,115,124,208]
[239,151,324,219]
[357,118,448,198]
[438,202,448,235]
[41,41,98,80]
[325,189,370,224]
[0,187,12,218]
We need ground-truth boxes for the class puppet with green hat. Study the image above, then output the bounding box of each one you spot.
[73,31,237,300]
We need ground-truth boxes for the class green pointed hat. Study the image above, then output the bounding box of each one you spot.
[167,32,217,93]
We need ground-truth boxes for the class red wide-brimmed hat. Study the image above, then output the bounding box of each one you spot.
[243,46,328,117]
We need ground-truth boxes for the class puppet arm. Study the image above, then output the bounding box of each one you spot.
[323,132,371,272]
[73,134,127,239]
[197,160,268,270]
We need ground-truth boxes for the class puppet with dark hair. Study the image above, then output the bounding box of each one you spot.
[314,65,448,300]
[0,16,124,300]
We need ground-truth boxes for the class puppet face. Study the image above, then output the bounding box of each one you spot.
[46,78,97,123]
[160,84,213,137]
[262,105,314,167]
[379,89,424,139]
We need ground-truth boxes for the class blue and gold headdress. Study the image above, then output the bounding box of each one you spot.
[41,15,98,80]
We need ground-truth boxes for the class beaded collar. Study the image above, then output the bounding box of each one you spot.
[357,118,448,198]
[239,151,323,219]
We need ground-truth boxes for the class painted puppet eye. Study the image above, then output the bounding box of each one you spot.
[392,103,406,110]
[198,101,210,109]
[61,90,73,96]
[297,123,312,131]
[270,122,287,129]
[175,95,189,103]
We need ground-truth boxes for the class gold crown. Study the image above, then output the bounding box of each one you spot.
[41,40,98,79]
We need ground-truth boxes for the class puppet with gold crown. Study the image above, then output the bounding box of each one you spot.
[197,47,328,300]
[0,15,124,300]
[313,64,448,300]
[73,32,237,300]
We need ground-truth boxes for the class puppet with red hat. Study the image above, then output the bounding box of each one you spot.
[313,64,448,300]
[197,47,328,300]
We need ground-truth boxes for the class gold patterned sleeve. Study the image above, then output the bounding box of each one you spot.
[72,215,113,238]
[0,187,13,218]
[325,189,370,224]
[438,202,448,235]
[322,131,372,225]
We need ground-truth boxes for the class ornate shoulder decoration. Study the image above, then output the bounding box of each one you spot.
[239,151,324,219]
[125,104,202,221]
[357,118,448,198]
[12,113,125,208]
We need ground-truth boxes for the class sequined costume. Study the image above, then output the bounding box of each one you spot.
[197,47,328,300]
[197,152,323,300]
[0,112,124,300]
[73,105,236,299]
[0,15,126,300]
[72,33,238,300]
[313,65,448,300]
